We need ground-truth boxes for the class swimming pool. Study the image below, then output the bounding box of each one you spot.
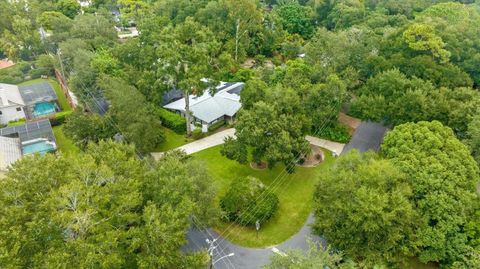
[22,139,56,155]
[33,102,56,117]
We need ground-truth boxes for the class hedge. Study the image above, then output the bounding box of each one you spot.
[49,111,73,126]
[156,108,186,134]
[208,119,225,132]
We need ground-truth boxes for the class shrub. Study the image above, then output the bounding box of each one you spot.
[156,108,186,134]
[191,128,205,140]
[49,111,73,126]
[316,123,351,143]
[220,176,279,226]
[208,120,225,132]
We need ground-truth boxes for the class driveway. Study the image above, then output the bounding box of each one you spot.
[180,122,388,269]
[152,129,346,160]
[151,128,235,160]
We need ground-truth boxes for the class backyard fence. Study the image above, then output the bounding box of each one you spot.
[54,69,78,109]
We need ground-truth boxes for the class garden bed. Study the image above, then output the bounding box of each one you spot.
[298,145,324,167]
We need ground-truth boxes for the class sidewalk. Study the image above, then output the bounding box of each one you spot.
[305,136,345,155]
[151,128,346,160]
[151,128,236,160]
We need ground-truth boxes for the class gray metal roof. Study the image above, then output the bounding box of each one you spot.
[18,82,57,106]
[0,83,25,108]
[0,119,55,143]
[163,82,244,124]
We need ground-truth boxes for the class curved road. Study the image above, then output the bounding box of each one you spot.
[179,122,388,269]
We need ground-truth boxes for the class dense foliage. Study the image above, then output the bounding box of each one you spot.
[313,150,417,267]
[0,141,214,268]
[220,176,279,226]
[1,0,480,267]
[382,121,480,266]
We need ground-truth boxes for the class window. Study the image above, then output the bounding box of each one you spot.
[16,107,22,111]
[0,110,2,115]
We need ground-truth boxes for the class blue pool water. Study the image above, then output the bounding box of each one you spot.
[22,140,56,155]
[33,102,56,117]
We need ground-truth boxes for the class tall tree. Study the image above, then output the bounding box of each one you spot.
[98,76,165,152]
[222,86,310,172]
[0,141,213,268]
[467,114,480,165]
[156,17,220,136]
[313,150,417,267]
[382,121,480,265]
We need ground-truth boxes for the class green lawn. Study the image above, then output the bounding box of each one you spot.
[19,78,72,112]
[53,126,80,156]
[191,145,335,247]
[152,127,191,152]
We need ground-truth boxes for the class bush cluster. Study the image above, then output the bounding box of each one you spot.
[49,111,73,126]
[208,119,225,132]
[316,123,351,143]
[156,108,186,134]
[220,176,279,226]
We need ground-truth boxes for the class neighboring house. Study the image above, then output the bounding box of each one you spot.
[164,82,245,133]
[0,83,26,125]
[0,136,22,171]
[18,82,60,119]
[0,119,57,158]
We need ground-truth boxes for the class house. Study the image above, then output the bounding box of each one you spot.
[0,83,26,125]
[163,82,244,132]
[19,82,60,119]
[0,119,57,157]
[0,119,57,171]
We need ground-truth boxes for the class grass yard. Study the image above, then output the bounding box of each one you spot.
[152,127,191,152]
[192,145,335,248]
[19,78,72,112]
[53,126,80,156]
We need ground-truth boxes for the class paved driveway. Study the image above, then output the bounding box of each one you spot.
[180,122,388,269]
[151,128,235,160]
[152,129,346,160]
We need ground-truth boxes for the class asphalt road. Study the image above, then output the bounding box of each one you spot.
[184,121,388,269]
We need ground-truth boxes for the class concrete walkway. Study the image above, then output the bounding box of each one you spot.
[151,128,236,160]
[151,129,346,160]
[305,136,345,155]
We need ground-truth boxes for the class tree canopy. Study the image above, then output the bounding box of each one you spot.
[382,121,480,265]
[313,150,417,267]
[0,142,214,268]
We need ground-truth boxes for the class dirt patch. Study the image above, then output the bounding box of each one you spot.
[339,112,361,135]
[0,59,15,70]
[250,161,268,170]
[298,145,324,167]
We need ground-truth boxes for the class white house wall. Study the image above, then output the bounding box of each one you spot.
[0,106,26,124]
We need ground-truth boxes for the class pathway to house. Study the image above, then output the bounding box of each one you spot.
[154,122,387,268]
[151,129,345,160]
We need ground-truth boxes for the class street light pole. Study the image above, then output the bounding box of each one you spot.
[206,238,234,269]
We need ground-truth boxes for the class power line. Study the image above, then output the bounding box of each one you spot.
[214,90,347,257]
